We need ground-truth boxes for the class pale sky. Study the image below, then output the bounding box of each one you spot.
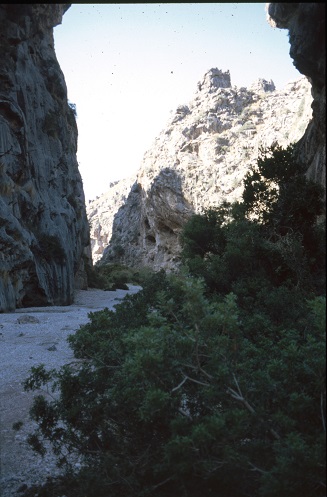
[54,3,301,202]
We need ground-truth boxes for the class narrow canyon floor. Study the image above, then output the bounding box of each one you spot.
[0,286,141,497]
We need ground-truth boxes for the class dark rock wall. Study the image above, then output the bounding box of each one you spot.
[267,3,326,192]
[0,4,91,311]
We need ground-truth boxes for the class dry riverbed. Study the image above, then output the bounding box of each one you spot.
[0,286,141,497]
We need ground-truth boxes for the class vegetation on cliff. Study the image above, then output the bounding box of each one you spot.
[22,145,326,497]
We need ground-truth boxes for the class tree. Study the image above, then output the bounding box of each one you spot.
[181,144,325,296]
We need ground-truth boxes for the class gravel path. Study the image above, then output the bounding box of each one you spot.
[0,286,141,497]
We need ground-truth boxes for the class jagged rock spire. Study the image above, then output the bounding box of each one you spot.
[249,78,275,93]
[197,68,231,93]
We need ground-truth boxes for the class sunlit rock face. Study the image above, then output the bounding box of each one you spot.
[0,5,91,312]
[88,69,312,270]
[266,3,326,192]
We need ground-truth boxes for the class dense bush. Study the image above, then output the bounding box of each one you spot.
[181,144,325,299]
[22,145,325,497]
[86,263,148,290]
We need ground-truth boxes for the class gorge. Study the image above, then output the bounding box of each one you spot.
[0,3,325,311]
[0,3,325,496]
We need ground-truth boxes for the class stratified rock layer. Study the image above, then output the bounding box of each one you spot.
[88,69,312,270]
[0,5,91,311]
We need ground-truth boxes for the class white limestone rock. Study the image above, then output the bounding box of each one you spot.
[88,69,312,271]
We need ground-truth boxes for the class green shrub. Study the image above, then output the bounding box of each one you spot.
[87,263,151,290]
[21,145,325,497]
[23,273,326,497]
[12,421,23,431]
[181,144,325,297]
[85,263,107,289]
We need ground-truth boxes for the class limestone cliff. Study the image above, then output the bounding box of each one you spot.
[266,3,326,191]
[0,4,91,312]
[89,3,325,272]
[88,70,312,270]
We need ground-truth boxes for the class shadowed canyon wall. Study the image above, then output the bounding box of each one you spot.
[0,4,91,312]
[267,2,326,191]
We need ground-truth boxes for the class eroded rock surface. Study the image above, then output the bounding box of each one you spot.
[266,3,326,190]
[0,5,91,312]
[88,69,312,270]
[89,3,325,272]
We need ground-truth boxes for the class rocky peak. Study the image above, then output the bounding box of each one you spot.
[196,68,231,93]
[249,78,275,93]
[88,70,312,270]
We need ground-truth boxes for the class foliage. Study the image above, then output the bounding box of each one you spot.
[22,145,325,497]
[85,263,107,289]
[97,263,133,290]
[22,274,326,497]
[86,263,145,290]
[242,144,324,233]
[181,144,325,298]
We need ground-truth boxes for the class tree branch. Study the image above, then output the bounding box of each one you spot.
[171,376,188,392]
[321,391,326,433]
[151,476,173,491]
[178,407,193,421]
[184,374,210,387]
[172,373,210,392]
[248,461,268,474]
[227,373,280,440]
[227,373,256,415]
